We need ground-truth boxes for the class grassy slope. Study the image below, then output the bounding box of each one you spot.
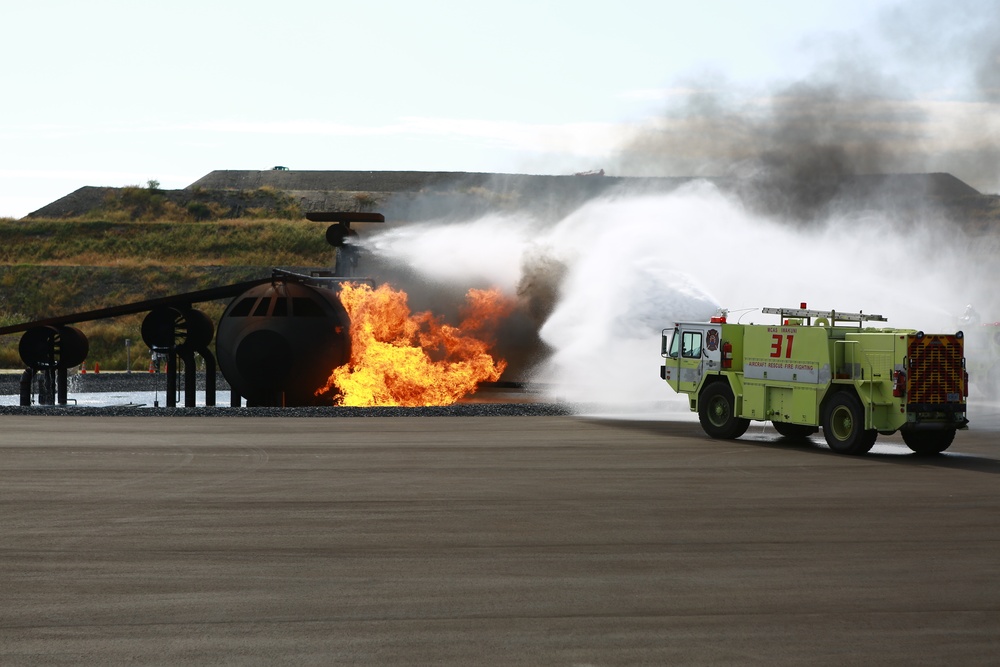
[4,184,999,370]
[0,219,332,266]
[0,218,336,369]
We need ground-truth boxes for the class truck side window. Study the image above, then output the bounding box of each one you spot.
[682,332,702,359]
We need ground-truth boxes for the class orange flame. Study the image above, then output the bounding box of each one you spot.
[316,282,515,406]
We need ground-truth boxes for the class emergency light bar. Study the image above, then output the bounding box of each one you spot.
[762,307,888,324]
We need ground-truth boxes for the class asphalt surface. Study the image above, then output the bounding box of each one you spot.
[1,415,998,666]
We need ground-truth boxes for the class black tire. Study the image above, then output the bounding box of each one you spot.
[901,428,955,456]
[772,422,818,440]
[822,391,877,455]
[698,382,750,439]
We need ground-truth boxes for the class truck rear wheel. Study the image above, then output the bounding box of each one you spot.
[901,428,955,456]
[822,392,877,455]
[698,382,750,439]
[772,422,818,440]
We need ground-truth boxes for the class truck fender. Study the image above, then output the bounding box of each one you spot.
[821,386,884,450]
[697,374,744,415]
[820,386,860,421]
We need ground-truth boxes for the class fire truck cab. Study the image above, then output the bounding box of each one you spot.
[660,305,969,455]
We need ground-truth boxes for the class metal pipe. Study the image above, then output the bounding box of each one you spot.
[166,350,177,408]
[201,348,217,407]
[19,368,34,406]
[183,351,197,408]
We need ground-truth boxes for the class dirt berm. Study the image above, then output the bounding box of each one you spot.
[27,170,990,223]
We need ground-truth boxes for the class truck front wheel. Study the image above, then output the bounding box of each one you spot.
[698,382,750,439]
[901,428,955,456]
[822,392,877,455]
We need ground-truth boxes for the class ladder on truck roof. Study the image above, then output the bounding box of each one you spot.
[762,306,888,325]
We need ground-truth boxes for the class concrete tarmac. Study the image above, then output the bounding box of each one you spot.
[1,415,998,666]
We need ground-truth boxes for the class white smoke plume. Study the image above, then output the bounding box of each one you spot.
[359,0,1000,416]
[362,179,994,415]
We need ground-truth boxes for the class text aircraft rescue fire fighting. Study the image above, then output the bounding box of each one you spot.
[0,212,385,408]
[660,304,969,455]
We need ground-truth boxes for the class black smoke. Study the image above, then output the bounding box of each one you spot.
[613,0,1000,221]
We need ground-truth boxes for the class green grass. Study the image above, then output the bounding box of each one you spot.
[81,184,305,222]
[0,219,334,266]
[0,217,339,369]
[0,265,276,368]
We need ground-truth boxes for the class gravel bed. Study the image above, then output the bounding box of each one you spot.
[1,372,570,417]
[0,403,571,418]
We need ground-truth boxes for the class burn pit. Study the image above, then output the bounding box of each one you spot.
[214,272,516,408]
[315,282,516,407]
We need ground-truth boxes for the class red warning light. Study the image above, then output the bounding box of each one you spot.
[800,302,807,309]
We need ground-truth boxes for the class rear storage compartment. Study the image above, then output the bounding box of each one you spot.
[906,333,968,428]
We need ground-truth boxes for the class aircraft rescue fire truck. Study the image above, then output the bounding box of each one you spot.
[660,304,969,455]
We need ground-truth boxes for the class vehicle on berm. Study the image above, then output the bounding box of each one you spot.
[660,304,968,455]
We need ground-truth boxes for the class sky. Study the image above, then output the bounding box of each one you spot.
[1,0,997,218]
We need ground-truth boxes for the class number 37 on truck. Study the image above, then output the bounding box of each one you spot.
[659,305,969,455]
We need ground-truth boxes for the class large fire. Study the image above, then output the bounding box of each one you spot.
[316,282,516,406]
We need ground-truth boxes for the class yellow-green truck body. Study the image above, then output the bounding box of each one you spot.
[660,306,968,455]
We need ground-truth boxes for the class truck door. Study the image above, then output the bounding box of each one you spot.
[667,324,721,394]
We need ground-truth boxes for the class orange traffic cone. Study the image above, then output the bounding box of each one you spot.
[94,362,100,374]
[80,361,86,374]
[149,359,155,373]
